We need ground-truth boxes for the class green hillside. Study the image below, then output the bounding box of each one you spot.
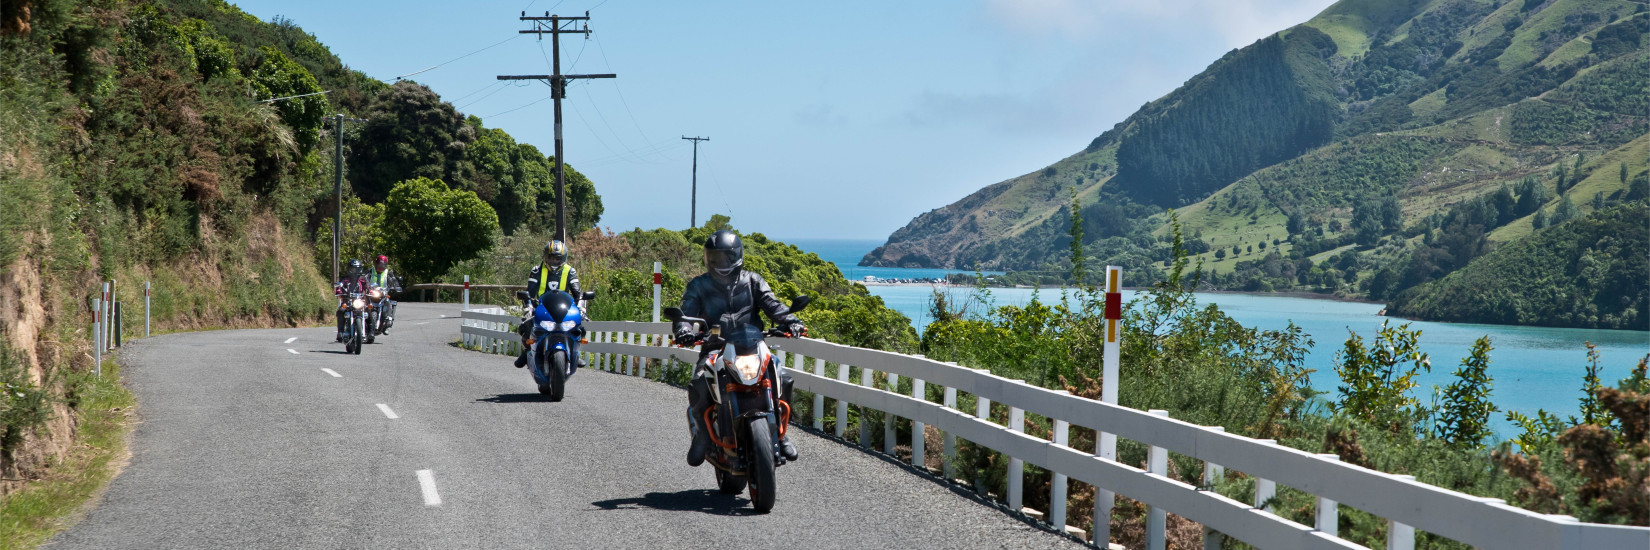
[864,0,1648,329]
[1387,199,1648,329]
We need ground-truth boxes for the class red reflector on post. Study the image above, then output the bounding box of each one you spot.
[464,281,470,289]
[653,273,662,285]
[1105,292,1121,320]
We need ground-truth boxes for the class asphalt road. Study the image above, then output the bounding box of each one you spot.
[49,303,1081,549]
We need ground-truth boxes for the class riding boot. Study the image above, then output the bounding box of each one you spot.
[686,375,714,467]
[778,370,799,461]
[514,349,529,368]
[336,312,347,342]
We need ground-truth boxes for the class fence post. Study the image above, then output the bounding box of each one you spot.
[92,295,102,378]
[974,391,992,495]
[1255,439,1277,513]
[108,280,117,351]
[1203,426,1226,550]
[101,282,111,352]
[859,367,873,449]
[1051,416,1069,531]
[1316,454,1341,537]
[144,281,151,337]
[1147,409,1170,550]
[1007,405,1025,514]
[943,384,958,481]
[463,275,470,311]
[1096,265,1122,547]
[812,357,825,430]
[114,302,122,347]
[651,262,662,323]
[911,378,926,470]
[1388,475,1417,550]
[884,371,899,455]
[835,364,850,438]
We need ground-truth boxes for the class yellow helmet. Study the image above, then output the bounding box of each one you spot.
[543,241,567,267]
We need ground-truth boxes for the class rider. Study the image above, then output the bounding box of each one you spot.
[368,254,401,333]
[673,230,806,467]
[514,240,584,368]
[334,259,369,342]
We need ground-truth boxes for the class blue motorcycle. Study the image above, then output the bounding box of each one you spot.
[517,289,596,401]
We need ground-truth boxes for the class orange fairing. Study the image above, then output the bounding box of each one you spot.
[703,401,792,448]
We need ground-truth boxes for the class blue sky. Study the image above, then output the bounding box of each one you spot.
[231,0,1338,241]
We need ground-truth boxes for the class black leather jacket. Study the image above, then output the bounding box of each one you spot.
[675,270,798,336]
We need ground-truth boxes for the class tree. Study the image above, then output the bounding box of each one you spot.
[1493,184,1517,226]
[1551,195,1581,225]
[1436,336,1498,448]
[1515,175,1549,217]
[1067,190,1086,287]
[378,177,499,282]
[1533,208,1548,229]
[352,81,477,203]
[249,46,328,151]
[1333,321,1431,433]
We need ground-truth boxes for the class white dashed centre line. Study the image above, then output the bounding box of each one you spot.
[416,470,441,506]
[287,349,299,355]
[284,337,297,344]
[415,322,430,325]
[376,404,399,419]
[321,368,342,378]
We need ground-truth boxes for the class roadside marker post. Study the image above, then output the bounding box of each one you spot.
[652,262,662,323]
[1095,265,1122,546]
[463,275,470,311]
[145,281,151,337]
[92,294,102,378]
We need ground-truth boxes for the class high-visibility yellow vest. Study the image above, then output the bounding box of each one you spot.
[371,268,391,288]
[537,264,570,297]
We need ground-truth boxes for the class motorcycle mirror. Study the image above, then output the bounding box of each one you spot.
[582,291,597,301]
[515,290,531,302]
[789,294,813,313]
[662,307,684,322]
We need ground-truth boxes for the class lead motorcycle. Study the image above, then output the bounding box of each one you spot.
[339,288,368,355]
[516,289,596,401]
[663,295,811,513]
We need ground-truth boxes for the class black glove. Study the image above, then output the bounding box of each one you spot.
[786,322,807,338]
[673,326,697,346]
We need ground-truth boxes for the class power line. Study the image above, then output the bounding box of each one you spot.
[260,89,331,103]
[393,35,520,81]
[592,31,677,163]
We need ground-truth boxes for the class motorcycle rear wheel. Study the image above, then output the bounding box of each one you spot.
[747,420,778,513]
[714,468,747,495]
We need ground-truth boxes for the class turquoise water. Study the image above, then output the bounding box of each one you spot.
[791,238,1650,436]
[786,238,1001,281]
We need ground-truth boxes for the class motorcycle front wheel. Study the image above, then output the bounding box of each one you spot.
[546,350,567,402]
[351,317,364,355]
[747,420,777,513]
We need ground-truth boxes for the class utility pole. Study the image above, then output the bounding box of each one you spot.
[332,113,366,283]
[499,11,615,244]
[682,136,709,228]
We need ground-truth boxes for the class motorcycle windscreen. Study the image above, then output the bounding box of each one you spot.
[535,290,575,322]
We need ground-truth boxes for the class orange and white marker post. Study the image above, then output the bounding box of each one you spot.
[1095,265,1122,546]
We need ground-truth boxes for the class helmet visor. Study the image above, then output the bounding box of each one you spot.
[706,249,740,275]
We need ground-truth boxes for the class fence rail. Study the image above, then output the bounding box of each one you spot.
[455,313,1650,549]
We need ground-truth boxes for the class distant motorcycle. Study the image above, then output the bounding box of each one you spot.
[339,289,368,355]
[516,289,597,401]
[664,294,811,513]
[365,284,393,341]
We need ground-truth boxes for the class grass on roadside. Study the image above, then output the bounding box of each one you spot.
[0,358,136,549]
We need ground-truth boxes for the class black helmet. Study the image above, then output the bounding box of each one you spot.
[704,230,743,285]
[543,240,567,268]
[346,259,365,276]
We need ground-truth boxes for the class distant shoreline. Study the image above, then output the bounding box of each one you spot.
[854,280,1388,306]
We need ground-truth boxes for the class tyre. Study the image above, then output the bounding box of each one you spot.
[537,384,552,395]
[747,420,777,513]
[345,319,359,354]
[547,351,567,402]
[351,318,364,355]
[715,468,747,495]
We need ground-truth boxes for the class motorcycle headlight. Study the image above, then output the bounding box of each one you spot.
[538,320,557,331]
[731,354,764,385]
[352,299,366,309]
[558,320,579,331]
[369,289,382,298]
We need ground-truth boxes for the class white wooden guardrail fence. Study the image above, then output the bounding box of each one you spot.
[457,316,1650,549]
